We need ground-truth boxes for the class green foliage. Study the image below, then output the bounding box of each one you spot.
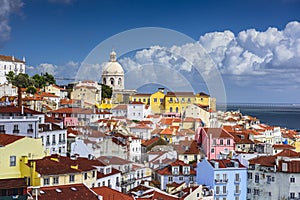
[32,72,56,88]
[101,84,112,99]
[26,86,37,95]
[5,71,56,95]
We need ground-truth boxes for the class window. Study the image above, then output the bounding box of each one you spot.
[175,107,179,113]
[235,197,239,200]
[247,172,252,179]
[255,174,259,183]
[290,193,295,198]
[179,176,183,181]
[216,186,220,194]
[211,148,215,153]
[84,172,88,180]
[46,135,50,145]
[110,78,114,85]
[102,181,105,186]
[52,135,56,144]
[10,156,16,166]
[170,107,173,112]
[222,174,227,181]
[222,186,226,194]
[43,178,50,185]
[92,171,96,178]
[118,78,121,85]
[53,176,59,184]
[169,98,173,102]
[108,179,111,187]
[272,176,275,182]
[0,125,5,132]
[220,139,223,145]
[154,98,157,102]
[247,188,251,194]
[227,139,231,145]
[173,167,179,174]
[213,139,216,145]
[69,175,75,182]
[168,176,173,182]
[254,189,259,195]
[290,177,295,183]
[235,173,240,182]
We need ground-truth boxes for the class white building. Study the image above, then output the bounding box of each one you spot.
[127,102,151,121]
[0,83,17,98]
[39,123,67,155]
[247,149,300,200]
[129,123,152,140]
[95,163,122,191]
[0,55,26,84]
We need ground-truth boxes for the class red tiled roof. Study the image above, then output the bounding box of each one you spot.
[173,140,200,155]
[203,128,234,139]
[0,178,27,189]
[97,168,121,179]
[272,144,295,150]
[92,186,134,200]
[278,160,300,173]
[275,149,300,157]
[0,134,24,146]
[30,155,102,175]
[0,55,24,63]
[156,160,196,175]
[142,137,160,147]
[209,159,246,168]
[165,92,194,97]
[29,184,98,200]
[131,123,152,129]
[98,156,132,165]
[249,156,277,167]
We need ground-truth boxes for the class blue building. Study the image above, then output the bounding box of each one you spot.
[155,159,196,191]
[196,159,247,200]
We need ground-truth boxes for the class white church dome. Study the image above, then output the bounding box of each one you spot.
[102,50,124,75]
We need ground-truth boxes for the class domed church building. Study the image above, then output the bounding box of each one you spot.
[101,50,135,104]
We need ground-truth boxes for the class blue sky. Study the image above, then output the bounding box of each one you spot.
[1,0,300,103]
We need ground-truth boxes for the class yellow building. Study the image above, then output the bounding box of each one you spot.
[0,134,45,180]
[130,88,215,115]
[150,88,165,114]
[164,92,195,114]
[20,155,99,187]
[130,93,151,105]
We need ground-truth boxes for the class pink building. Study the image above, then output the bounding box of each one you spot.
[195,128,235,159]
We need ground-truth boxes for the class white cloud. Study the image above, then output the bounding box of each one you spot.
[117,21,300,93]
[0,0,23,46]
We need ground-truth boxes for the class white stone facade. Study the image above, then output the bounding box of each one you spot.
[0,55,26,84]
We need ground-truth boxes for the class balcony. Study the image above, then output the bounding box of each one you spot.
[27,129,34,134]
[13,129,20,134]
[234,190,241,195]
[235,178,241,183]
[215,190,228,196]
[215,179,228,184]
[121,178,136,186]
[0,130,6,134]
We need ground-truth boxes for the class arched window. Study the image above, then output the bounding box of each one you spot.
[103,78,106,85]
[118,78,122,85]
[170,107,173,112]
[176,107,179,113]
[110,78,114,85]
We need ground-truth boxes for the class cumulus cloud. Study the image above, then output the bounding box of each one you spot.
[27,61,80,84]
[118,21,300,92]
[0,0,23,46]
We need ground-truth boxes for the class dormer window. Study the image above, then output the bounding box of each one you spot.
[172,166,179,175]
[183,166,190,175]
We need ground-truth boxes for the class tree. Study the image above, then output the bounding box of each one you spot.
[5,71,15,84]
[26,86,37,95]
[101,84,112,99]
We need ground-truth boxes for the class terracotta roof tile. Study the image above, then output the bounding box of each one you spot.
[92,186,134,200]
[0,178,27,189]
[0,134,24,146]
[29,184,98,200]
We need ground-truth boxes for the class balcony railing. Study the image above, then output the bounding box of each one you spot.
[121,178,136,186]
[235,178,241,183]
[27,129,34,134]
[0,130,6,134]
[13,129,20,134]
[215,190,228,196]
[215,179,228,184]
[234,190,241,195]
